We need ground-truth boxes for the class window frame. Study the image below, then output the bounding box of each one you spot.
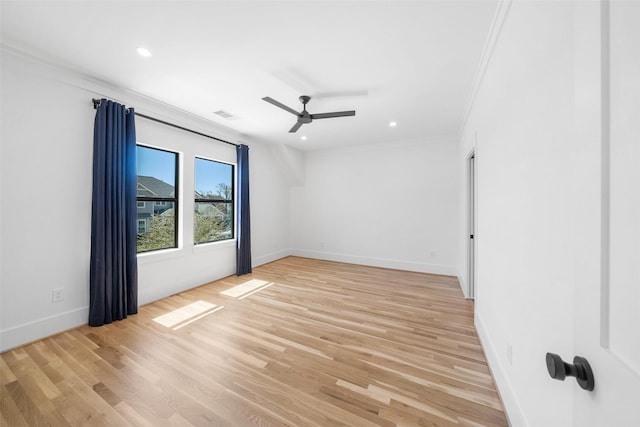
[136,144,180,253]
[193,156,235,245]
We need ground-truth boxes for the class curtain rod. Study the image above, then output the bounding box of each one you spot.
[92,98,239,148]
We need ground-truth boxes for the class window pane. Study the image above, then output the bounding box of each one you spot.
[137,146,178,253]
[137,202,176,252]
[194,202,233,243]
[195,158,232,201]
[137,146,176,199]
[194,157,233,244]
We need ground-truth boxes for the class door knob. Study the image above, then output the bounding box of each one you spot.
[546,352,595,391]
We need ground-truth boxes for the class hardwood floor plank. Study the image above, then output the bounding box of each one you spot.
[0,357,17,387]
[111,323,286,425]
[4,379,70,426]
[54,377,120,426]
[0,384,30,427]
[1,257,507,426]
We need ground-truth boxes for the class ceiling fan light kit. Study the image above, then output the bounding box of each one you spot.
[262,95,356,133]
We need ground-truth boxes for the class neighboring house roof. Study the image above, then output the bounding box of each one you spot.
[137,176,175,198]
[138,176,228,200]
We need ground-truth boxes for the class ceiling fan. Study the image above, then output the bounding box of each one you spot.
[262,95,356,133]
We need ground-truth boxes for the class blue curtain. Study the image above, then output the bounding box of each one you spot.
[236,144,252,275]
[89,99,138,326]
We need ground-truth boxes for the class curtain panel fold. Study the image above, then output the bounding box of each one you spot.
[236,144,252,275]
[89,99,138,326]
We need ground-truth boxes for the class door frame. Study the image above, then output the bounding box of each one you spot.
[466,146,477,300]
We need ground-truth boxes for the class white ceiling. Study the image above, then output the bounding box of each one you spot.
[1,1,497,151]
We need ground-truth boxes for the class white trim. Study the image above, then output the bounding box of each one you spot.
[466,147,477,300]
[254,249,458,278]
[0,42,249,147]
[0,306,89,353]
[252,249,291,268]
[136,247,184,264]
[458,0,513,138]
[475,312,526,427]
[290,249,458,277]
[192,238,236,251]
[194,154,236,168]
[457,274,468,298]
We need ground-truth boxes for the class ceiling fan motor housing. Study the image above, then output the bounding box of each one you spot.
[299,111,312,124]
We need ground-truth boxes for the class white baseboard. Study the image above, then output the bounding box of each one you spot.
[252,249,291,268]
[458,273,469,298]
[475,312,527,427]
[0,306,89,353]
[0,252,453,353]
[290,249,458,276]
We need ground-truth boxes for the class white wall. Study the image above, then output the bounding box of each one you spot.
[0,47,290,352]
[250,142,291,267]
[291,137,459,275]
[457,1,576,426]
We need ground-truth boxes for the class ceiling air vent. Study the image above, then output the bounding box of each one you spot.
[213,110,236,120]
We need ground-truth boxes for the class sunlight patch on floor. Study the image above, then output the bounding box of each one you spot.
[172,306,224,330]
[153,300,223,329]
[221,279,273,298]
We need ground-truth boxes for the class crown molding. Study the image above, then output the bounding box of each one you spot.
[457,0,513,139]
[1,40,251,147]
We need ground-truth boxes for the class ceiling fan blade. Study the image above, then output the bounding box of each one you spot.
[262,97,300,116]
[311,110,356,120]
[289,122,303,133]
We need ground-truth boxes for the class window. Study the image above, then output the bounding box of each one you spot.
[136,145,179,253]
[137,219,147,234]
[194,157,234,244]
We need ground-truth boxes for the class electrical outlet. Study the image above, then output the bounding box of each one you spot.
[430,251,436,258]
[507,343,513,365]
[51,288,64,303]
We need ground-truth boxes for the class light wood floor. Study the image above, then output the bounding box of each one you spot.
[1,257,507,426]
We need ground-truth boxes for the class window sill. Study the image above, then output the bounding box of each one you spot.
[136,239,236,265]
[194,239,236,251]
[137,247,183,265]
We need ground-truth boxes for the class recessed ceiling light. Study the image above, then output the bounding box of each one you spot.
[389,121,397,127]
[136,47,152,58]
[300,136,307,141]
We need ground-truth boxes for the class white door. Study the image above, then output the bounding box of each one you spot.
[572,1,640,425]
